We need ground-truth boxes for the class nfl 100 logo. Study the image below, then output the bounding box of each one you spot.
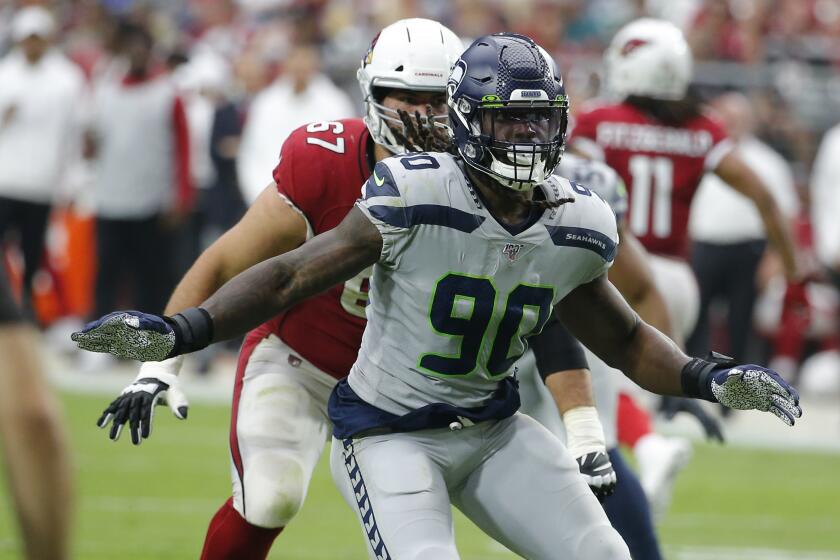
[502,243,524,262]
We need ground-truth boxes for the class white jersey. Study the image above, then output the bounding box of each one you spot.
[329,152,618,437]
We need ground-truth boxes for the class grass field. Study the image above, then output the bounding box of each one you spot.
[1,391,839,559]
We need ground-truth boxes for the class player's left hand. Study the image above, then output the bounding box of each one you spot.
[71,310,176,362]
[710,365,802,426]
[575,450,617,502]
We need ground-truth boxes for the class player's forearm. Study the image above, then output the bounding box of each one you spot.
[0,327,73,560]
[617,321,690,395]
[544,369,595,414]
[164,246,229,315]
[202,213,381,342]
[758,197,798,281]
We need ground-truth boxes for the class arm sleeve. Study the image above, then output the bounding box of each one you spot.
[354,160,411,267]
[531,318,589,380]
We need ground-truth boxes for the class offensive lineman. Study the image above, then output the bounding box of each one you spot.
[74,33,802,559]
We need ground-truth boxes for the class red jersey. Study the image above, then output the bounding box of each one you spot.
[249,118,373,379]
[570,101,732,257]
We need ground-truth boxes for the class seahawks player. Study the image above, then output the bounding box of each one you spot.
[73,34,802,559]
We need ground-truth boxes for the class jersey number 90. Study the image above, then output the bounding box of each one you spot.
[419,273,554,378]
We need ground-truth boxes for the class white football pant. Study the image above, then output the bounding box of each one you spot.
[229,335,335,528]
[330,413,631,560]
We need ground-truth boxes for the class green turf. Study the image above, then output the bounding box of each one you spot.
[1,392,838,559]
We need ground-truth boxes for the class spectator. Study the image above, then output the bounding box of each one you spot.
[0,6,86,316]
[236,43,355,203]
[86,21,192,320]
[688,92,799,361]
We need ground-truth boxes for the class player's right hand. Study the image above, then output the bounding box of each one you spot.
[72,310,176,362]
[97,361,188,445]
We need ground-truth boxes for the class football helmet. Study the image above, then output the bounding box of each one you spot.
[604,18,693,101]
[447,33,568,192]
[357,18,464,155]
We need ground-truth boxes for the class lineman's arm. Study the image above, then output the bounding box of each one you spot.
[204,206,381,340]
[531,320,616,499]
[163,183,308,314]
[714,152,799,281]
[73,207,382,359]
[556,275,802,425]
[85,184,309,443]
[608,224,675,340]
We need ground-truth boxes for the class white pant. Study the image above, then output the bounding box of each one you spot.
[330,413,630,560]
[229,334,336,528]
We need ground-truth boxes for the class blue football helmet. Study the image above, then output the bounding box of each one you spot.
[447,33,568,192]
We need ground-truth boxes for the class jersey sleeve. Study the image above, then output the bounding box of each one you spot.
[355,160,411,267]
[271,124,334,233]
[570,184,620,286]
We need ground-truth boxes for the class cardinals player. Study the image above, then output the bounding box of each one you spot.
[571,18,798,340]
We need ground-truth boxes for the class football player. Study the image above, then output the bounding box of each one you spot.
[571,18,799,340]
[74,33,802,559]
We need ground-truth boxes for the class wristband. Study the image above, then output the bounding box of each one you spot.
[680,351,737,402]
[562,406,606,457]
[165,307,214,356]
[138,355,184,378]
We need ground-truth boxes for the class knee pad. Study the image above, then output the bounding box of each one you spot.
[575,524,631,560]
[242,454,308,528]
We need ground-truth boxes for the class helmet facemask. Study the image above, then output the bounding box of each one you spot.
[456,96,568,192]
[366,86,450,154]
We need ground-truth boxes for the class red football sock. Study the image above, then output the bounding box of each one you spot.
[200,498,283,560]
[617,392,653,448]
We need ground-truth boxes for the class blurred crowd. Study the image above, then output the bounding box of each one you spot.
[0,0,838,387]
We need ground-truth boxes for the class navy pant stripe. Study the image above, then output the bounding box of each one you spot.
[342,438,392,560]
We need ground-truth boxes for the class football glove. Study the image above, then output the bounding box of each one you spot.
[563,406,617,501]
[711,366,802,426]
[71,308,212,361]
[682,353,802,426]
[97,359,188,445]
[575,450,617,502]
